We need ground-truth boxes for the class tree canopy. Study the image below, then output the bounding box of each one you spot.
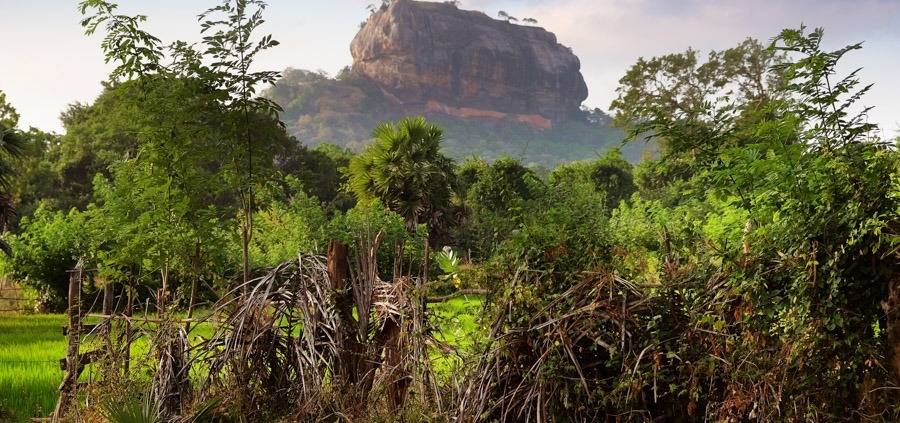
[348,116,455,230]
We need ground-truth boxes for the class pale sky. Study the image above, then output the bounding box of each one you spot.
[2,0,899,137]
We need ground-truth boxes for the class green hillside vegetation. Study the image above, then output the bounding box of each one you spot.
[265,68,652,166]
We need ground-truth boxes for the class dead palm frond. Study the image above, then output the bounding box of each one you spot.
[196,242,452,419]
[458,269,648,422]
[199,255,340,417]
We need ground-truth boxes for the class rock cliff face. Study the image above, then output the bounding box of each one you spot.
[350,0,588,127]
[266,1,645,166]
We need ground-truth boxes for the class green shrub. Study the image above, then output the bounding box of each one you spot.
[3,203,87,311]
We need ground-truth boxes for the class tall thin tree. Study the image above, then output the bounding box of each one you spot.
[200,0,282,285]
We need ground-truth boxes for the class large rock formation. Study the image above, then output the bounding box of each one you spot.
[266,0,649,166]
[350,0,588,128]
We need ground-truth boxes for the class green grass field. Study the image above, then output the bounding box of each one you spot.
[0,312,213,422]
[0,314,69,422]
[0,297,483,422]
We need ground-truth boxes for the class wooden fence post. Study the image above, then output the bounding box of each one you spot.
[124,284,133,376]
[53,266,82,420]
[100,283,117,378]
[102,283,114,316]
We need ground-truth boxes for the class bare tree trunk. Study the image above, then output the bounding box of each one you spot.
[416,234,431,397]
[159,264,169,314]
[124,282,133,377]
[328,240,351,294]
[421,236,430,282]
[103,283,115,316]
[186,242,200,334]
[882,277,900,383]
[185,275,198,334]
[242,218,251,291]
[328,240,361,385]
[243,92,254,289]
[393,239,404,280]
[378,318,409,411]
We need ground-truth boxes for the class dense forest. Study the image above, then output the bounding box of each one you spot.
[263,67,646,167]
[1,0,899,422]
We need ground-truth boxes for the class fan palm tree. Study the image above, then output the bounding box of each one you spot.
[0,121,24,253]
[348,116,454,231]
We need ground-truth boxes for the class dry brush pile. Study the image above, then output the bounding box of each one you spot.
[79,232,458,422]
[451,224,900,422]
